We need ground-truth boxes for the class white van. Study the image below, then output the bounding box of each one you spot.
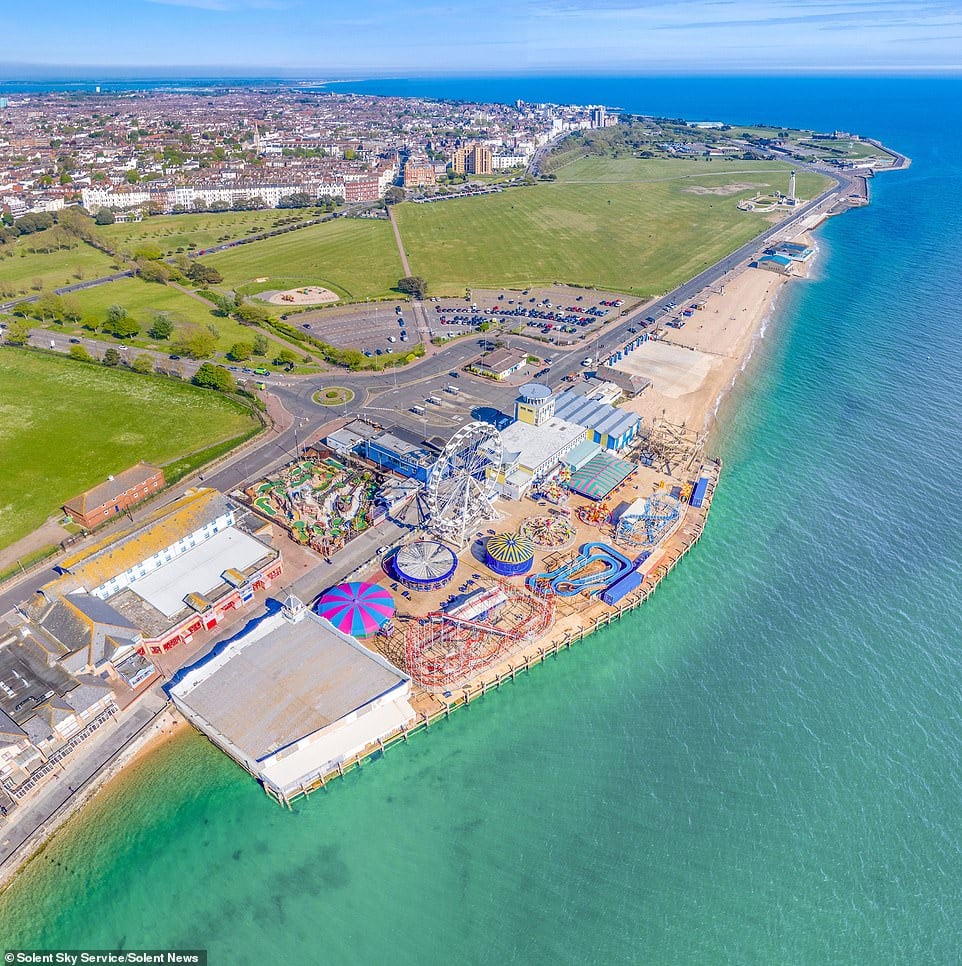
[581,357,593,367]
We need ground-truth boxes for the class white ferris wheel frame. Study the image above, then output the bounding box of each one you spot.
[426,421,503,545]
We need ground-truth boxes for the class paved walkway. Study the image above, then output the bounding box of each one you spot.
[0,519,69,577]
[0,689,168,881]
[386,207,434,354]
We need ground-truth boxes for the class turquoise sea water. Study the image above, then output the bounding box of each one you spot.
[1,78,961,963]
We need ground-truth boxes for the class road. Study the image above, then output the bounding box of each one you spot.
[0,160,852,619]
[0,202,382,315]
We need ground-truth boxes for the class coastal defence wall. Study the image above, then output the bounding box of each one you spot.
[265,459,722,808]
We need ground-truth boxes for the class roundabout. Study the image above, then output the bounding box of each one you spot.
[312,387,355,407]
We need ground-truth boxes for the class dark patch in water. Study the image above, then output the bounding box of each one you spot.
[233,849,242,861]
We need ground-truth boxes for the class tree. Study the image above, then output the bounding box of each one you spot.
[131,353,154,373]
[102,306,140,339]
[148,314,174,340]
[210,293,236,317]
[94,208,115,225]
[138,259,170,284]
[57,206,95,242]
[235,302,270,326]
[384,186,405,205]
[34,292,66,324]
[277,192,313,208]
[186,261,223,286]
[227,341,254,362]
[398,275,427,299]
[4,320,31,345]
[273,348,298,365]
[252,333,269,356]
[61,296,83,324]
[192,363,236,393]
[68,344,93,362]
[14,212,54,234]
[102,347,121,366]
[172,324,217,359]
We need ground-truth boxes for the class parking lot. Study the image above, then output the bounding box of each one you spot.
[0,634,75,725]
[288,300,415,357]
[427,284,641,346]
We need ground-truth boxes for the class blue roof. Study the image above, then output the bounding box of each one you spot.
[759,254,792,267]
[553,389,639,442]
[563,439,602,469]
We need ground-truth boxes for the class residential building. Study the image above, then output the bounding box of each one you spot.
[63,462,165,530]
[467,144,493,175]
[403,159,437,187]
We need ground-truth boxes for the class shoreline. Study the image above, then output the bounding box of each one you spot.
[0,709,188,894]
[0,210,819,885]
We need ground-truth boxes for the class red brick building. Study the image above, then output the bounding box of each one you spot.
[63,462,165,529]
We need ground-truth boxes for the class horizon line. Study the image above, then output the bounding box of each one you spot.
[2,65,962,82]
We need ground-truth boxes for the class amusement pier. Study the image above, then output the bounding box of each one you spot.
[163,374,722,807]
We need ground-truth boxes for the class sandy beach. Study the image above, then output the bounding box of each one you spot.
[616,267,790,431]
[0,234,814,865]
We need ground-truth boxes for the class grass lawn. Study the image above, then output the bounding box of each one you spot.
[92,210,313,257]
[0,348,260,549]
[34,277,292,358]
[395,158,832,296]
[203,218,404,301]
[0,231,117,298]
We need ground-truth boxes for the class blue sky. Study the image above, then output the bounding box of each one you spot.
[6,0,962,75]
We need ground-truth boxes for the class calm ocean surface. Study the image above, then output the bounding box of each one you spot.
[1,77,961,963]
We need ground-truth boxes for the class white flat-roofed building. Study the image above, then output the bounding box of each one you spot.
[494,417,587,500]
[169,596,415,805]
[129,527,272,619]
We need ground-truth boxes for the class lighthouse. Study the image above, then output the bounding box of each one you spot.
[788,169,797,206]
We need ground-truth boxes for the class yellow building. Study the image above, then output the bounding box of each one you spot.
[449,144,492,176]
[467,144,493,175]
[449,147,467,174]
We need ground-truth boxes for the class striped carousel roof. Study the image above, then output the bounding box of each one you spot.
[485,531,535,564]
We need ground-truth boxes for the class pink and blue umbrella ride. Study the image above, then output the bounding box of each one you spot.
[314,581,395,637]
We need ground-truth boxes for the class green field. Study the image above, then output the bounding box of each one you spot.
[92,210,306,257]
[204,218,404,301]
[395,158,831,296]
[0,231,117,298]
[32,278,291,358]
[0,349,260,549]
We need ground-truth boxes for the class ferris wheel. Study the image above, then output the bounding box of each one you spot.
[426,422,503,546]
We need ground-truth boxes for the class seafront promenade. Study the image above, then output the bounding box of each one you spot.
[0,138,907,889]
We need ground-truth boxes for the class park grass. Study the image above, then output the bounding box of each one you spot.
[203,218,404,301]
[0,348,260,549]
[394,158,832,296]
[33,277,291,358]
[92,210,306,257]
[0,231,117,298]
